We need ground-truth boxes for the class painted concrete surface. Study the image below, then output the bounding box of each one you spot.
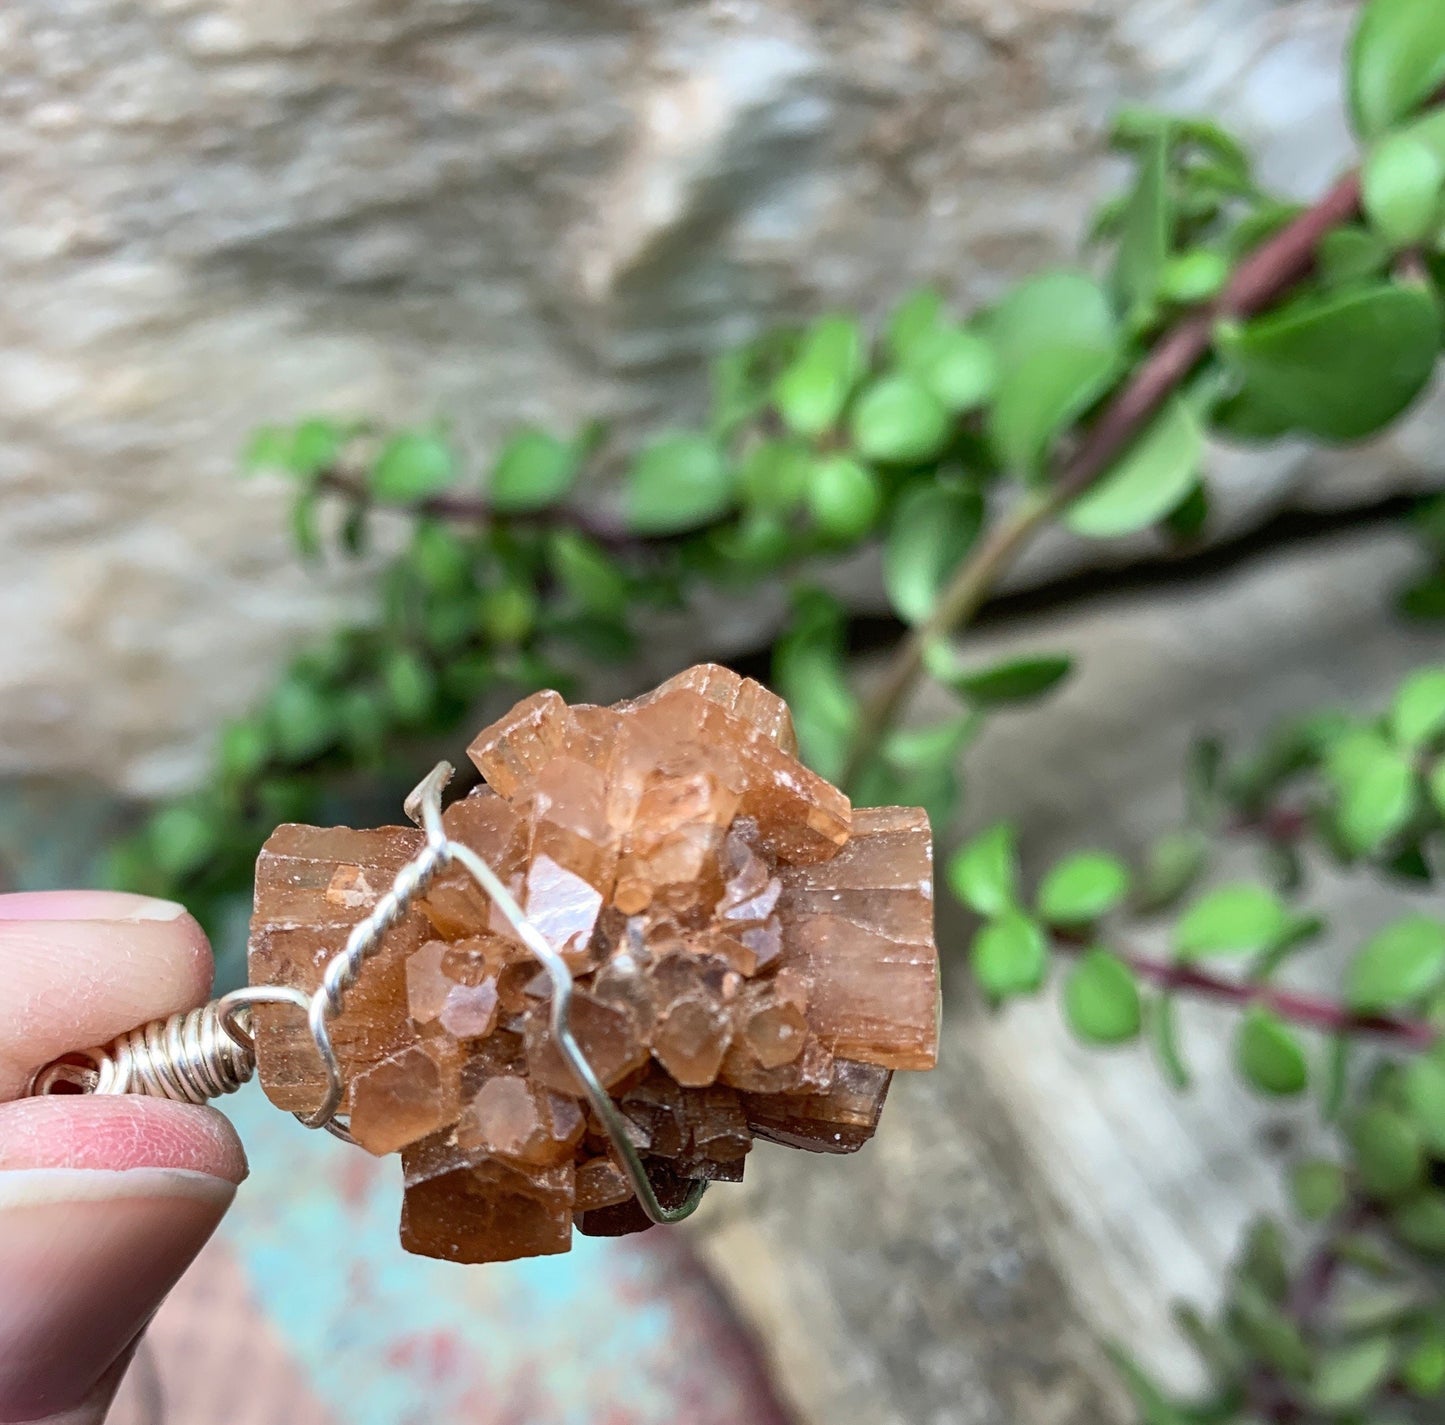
[119,1082,792,1425]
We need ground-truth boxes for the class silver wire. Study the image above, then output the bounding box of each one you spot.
[27,1001,253,1104]
[297,760,705,1224]
[27,760,706,1226]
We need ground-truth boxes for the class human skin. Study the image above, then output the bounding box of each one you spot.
[0,891,247,1425]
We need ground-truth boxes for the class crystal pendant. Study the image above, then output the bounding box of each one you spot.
[247,666,939,1264]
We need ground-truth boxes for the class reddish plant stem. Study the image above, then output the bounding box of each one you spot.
[315,469,647,553]
[1058,173,1363,502]
[1288,1199,1373,1330]
[1050,936,1440,1050]
[842,172,1372,790]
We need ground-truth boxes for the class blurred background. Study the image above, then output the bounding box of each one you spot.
[6,3,1445,1423]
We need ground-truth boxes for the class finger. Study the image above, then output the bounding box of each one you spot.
[0,891,214,1100]
[0,892,246,1424]
[0,1094,247,1425]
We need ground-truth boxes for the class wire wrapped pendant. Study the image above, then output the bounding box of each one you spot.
[29,665,940,1265]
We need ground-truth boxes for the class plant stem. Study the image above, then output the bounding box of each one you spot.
[315,469,646,553]
[841,488,1063,786]
[842,172,1370,792]
[1051,936,1439,1050]
[1287,1198,1372,1330]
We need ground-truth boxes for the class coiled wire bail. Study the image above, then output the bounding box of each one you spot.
[27,1000,254,1103]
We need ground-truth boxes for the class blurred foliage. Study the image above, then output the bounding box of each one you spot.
[117,4,1445,1418]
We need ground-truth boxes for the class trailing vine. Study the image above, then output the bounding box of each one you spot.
[116,3,1445,1419]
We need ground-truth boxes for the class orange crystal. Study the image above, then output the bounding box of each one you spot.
[247,665,939,1264]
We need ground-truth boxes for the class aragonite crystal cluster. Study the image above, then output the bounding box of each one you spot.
[248,665,939,1263]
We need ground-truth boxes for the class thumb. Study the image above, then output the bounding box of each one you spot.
[0,1096,247,1425]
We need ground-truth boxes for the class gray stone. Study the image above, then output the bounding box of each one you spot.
[689,527,1444,1422]
[2,0,1428,799]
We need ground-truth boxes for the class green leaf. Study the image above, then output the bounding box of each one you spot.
[1112,130,1170,309]
[805,454,883,541]
[988,271,1121,475]
[971,912,1049,1001]
[738,439,809,515]
[928,649,1074,707]
[148,803,222,880]
[1403,1331,1445,1394]
[916,329,997,414]
[477,583,536,646]
[1317,226,1392,286]
[1063,950,1143,1045]
[1150,993,1191,1089]
[1330,736,1417,853]
[549,530,629,617]
[1238,1218,1290,1301]
[771,316,865,438]
[1392,1191,1445,1254]
[1214,284,1440,443]
[883,483,984,624]
[1347,915,1445,1010]
[1430,758,1445,817]
[1134,830,1209,913]
[886,287,947,365]
[1234,1008,1308,1097]
[1105,1346,1190,1425]
[1349,1105,1425,1200]
[1065,397,1204,538]
[370,432,455,502]
[1322,1034,1351,1122]
[290,417,346,474]
[1349,0,1445,139]
[243,424,293,473]
[626,433,733,534]
[1402,1055,1445,1152]
[489,428,578,513]
[1038,852,1131,924]
[1159,249,1229,305]
[1391,666,1445,748]
[863,717,974,826]
[1333,1283,1423,1333]
[339,687,388,760]
[340,502,369,557]
[773,589,858,782]
[1253,911,1325,977]
[289,490,321,560]
[1290,1160,1347,1222]
[382,649,438,726]
[410,522,473,593]
[703,509,793,575]
[849,375,951,464]
[1363,132,1445,247]
[269,676,337,762]
[851,756,961,830]
[1161,480,1209,543]
[218,719,271,783]
[1307,1336,1394,1412]
[1175,883,1288,961]
[948,822,1019,917]
[1233,1281,1312,1378]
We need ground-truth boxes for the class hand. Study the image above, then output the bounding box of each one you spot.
[0,892,247,1425]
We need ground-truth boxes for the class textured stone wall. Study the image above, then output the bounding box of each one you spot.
[5,0,1419,799]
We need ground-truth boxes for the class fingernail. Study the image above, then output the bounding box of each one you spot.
[0,892,186,923]
[0,1168,234,1420]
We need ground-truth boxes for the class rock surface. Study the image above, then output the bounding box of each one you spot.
[4,0,1435,797]
[686,526,1444,1421]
